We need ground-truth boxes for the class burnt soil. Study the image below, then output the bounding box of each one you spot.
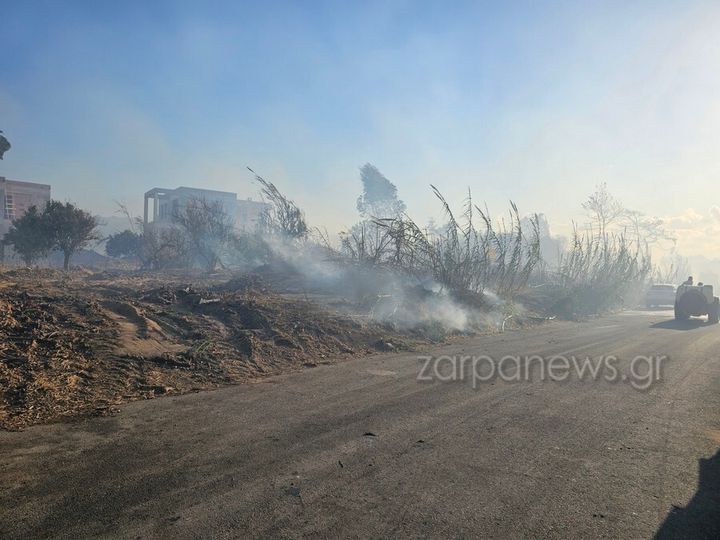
[0,269,424,430]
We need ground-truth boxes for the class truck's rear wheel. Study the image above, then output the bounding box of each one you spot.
[674,302,688,321]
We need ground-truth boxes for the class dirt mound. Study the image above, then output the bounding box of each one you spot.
[0,272,415,430]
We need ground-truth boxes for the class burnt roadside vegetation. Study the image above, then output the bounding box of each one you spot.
[1,169,676,429]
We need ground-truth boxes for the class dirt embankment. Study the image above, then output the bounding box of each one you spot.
[0,270,421,430]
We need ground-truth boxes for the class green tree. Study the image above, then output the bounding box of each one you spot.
[44,201,99,270]
[3,206,53,265]
[356,163,406,219]
[106,229,142,258]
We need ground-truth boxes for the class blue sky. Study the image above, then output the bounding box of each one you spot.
[2,1,720,256]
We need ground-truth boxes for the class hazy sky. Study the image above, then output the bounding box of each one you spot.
[2,1,720,258]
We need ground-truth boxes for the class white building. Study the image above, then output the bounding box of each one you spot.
[143,186,270,231]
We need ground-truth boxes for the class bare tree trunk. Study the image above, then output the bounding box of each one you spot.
[63,251,71,271]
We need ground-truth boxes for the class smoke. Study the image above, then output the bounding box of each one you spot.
[252,234,518,336]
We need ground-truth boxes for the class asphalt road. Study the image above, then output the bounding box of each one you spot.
[2,310,720,539]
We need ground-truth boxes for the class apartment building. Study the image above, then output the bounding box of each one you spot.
[0,176,51,237]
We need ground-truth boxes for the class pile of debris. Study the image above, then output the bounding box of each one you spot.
[0,289,116,429]
[0,271,415,430]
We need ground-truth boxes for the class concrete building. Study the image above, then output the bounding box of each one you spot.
[0,176,51,238]
[143,186,270,231]
[235,197,271,231]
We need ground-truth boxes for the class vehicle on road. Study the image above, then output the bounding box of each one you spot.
[674,283,720,323]
[645,284,676,308]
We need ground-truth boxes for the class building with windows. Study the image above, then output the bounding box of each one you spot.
[0,176,51,238]
[143,186,270,231]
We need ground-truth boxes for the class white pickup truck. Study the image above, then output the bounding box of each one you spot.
[645,284,676,308]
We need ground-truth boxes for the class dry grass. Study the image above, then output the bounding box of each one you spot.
[530,228,652,318]
[0,270,425,430]
[334,187,542,303]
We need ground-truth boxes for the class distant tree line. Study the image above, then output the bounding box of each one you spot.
[582,182,675,248]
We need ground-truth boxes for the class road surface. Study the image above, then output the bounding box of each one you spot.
[2,310,720,539]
